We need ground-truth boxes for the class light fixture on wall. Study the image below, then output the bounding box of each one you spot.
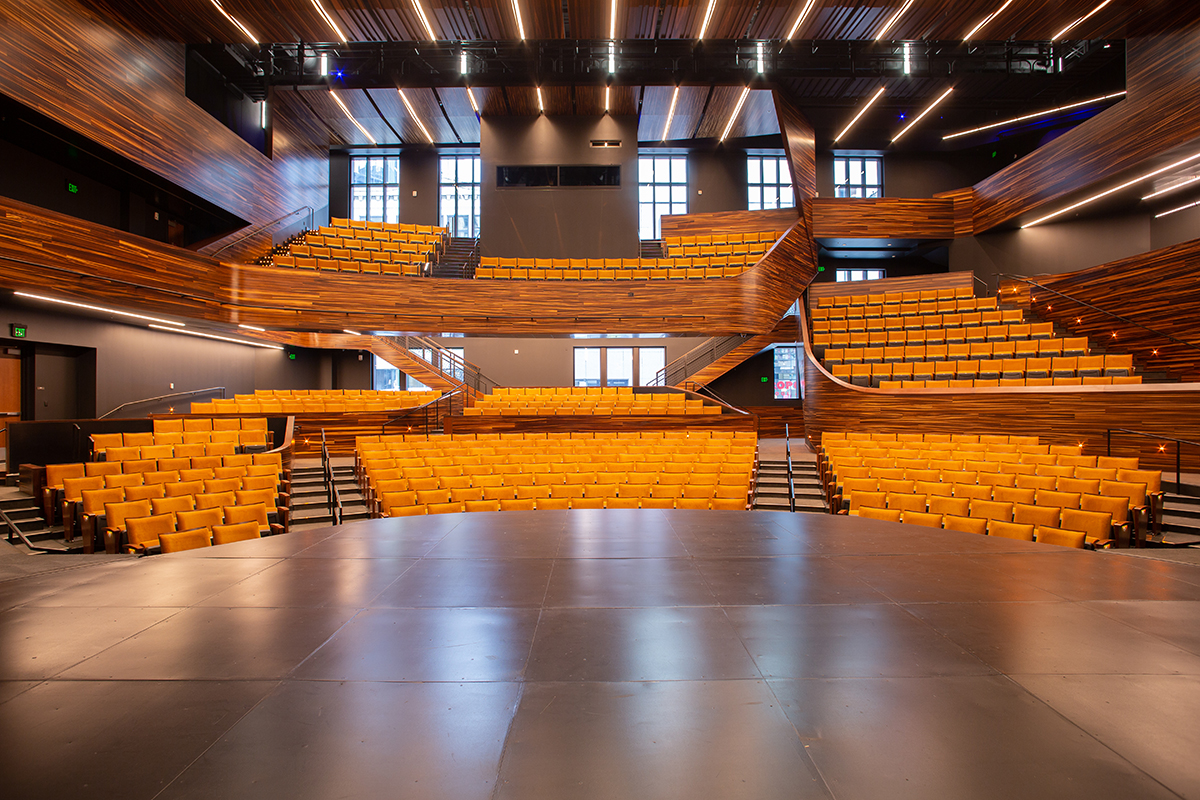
[398,89,434,142]
[697,0,717,39]
[411,0,437,40]
[238,323,267,332]
[719,86,751,142]
[662,86,680,141]
[902,41,911,74]
[1052,0,1114,40]
[786,0,818,39]
[1022,150,1200,228]
[756,41,766,74]
[511,0,526,40]
[942,91,1126,140]
[963,0,1015,41]
[1142,174,1200,200]
[608,41,616,74]
[875,0,914,40]
[15,292,185,327]
[329,91,377,144]
[892,85,953,142]
[319,53,330,76]
[834,85,886,143]
[148,324,285,350]
[1154,197,1200,219]
[460,51,467,74]
[259,101,267,129]
[209,0,258,44]
[310,0,347,42]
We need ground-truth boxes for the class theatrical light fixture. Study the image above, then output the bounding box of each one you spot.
[942,91,1126,140]
[511,0,526,40]
[310,0,347,42]
[209,0,258,44]
[834,85,886,143]
[411,0,437,40]
[1053,0,1114,41]
[319,53,329,76]
[330,91,377,144]
[343,328,361,335]
[719,86,751,142]
[786,0,818,39]
[1022,150,1200,228]
[148,324,284,350]
[756,41,765,74]
[536,86,544,113]
[903,41,911,74]
[238,323,266,332]
[662,86,680,141]
[466,87,480,115]
[1142,174,1200,200]
[15,292,185,327]
[460,51,467,74]
[1155,197,1200,219]
[875,0,914,40]
[697,0,717,40]
[608,41,616,73]
[963,0,1015,41]
[398,89,434,142]
[892,86,953,143]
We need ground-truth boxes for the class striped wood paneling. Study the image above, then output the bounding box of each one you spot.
[806,271,974,299]
[444,414,758,436]
[660,208,799,238]
[773,92,817,200]
[811,197,958,239]
[674,314,802,388]
[743,406,804,439]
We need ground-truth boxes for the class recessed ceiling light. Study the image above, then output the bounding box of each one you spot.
[892,86,953,143]
[1154,197,1200,219]
[834,85,886,143]
[398,89,434,142]
[1143,174,1200,200]
[149,324,284,350]
[511,0,526,40]
[719,86,751,142]
[609,0,618,39]
[238,323,267,332]
[697,0,717,40]
[942,91,1126,140]
[1052,0,1114,41]
[410,0,437,40]
[209,0,258,44]
[662,86,680,141]
[875,0,915,41]
[466,87,480,115]
[536,86,544,113]
[786,0,818,39]
[605,86,611,113]
[310,0,347,42]
[343,328,362,335]
[329,90,377,144]
[963,0,1015,41]
[15,292,185,327]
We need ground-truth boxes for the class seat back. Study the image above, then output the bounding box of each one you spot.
[1035,525,1086,548]
[212,521,262,545]
[159,529,212,553]
[125,513,177,550]
[176,507,224,533]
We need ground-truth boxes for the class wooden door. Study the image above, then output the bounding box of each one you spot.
[0,354,19,450]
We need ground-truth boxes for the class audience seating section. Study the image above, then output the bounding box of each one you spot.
[269,217,448,277]
[189,389,438,414]
[466,387,723,416]
[90,418,270,459]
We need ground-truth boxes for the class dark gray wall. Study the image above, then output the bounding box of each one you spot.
[33,353,79,420]
[334,350,373,390]
[329,152,350,220]
[688,148,748,213]
[399,150,440,227]
[0,138,122,229]
[480,115,639,258]
[815,150,1000,199]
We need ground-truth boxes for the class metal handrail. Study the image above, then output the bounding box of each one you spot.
[210,206,315,256]
[1107,428,1200,495]
[380,387,465,435]
[320,428,343,525]
[99,387,226,419]
[652,333,749,387]
[998,273,1200,355]
[785,423,796,513]
[382,334,500,395]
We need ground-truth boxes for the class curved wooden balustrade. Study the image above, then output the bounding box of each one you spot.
[0,195,817,336]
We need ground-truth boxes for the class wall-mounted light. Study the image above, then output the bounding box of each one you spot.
[460,51,467,74]
[209,0,258,44]
[963,0,1015,41]
[662,86,679,141]
[398,89,434,142]
[330,90,377,144]
[902,41,911,74]
[149,324,284,350]
[1154,197,1200,219]
[1053,0,1114,41]
[1023,150,1200,228]
[875,0,914,40]
[411,0,437,40]
[719,86,751,142]
[608,41,616,73]
[697,0,717,40]
[259,101,267,129]
[892,86,953,143]
[942,91,1126,140]
[834,85,886,143]
[535,86,544,113]
[15,291,185,327]
[511,0,526,40]
[786,0,818,39]
[310,0,347,42]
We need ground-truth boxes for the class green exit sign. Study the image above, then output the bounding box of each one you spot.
[65,181,79,194]
[761,376,769,382]
[288,353,296,360]
[10,323,27,338]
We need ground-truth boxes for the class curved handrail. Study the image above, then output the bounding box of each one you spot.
[997,273,1200,356]
[1106,428,1200,495]
[99,386,225,419]
[210,206,315,257]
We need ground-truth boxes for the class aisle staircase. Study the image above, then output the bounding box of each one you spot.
[288,460,370,530]
[752,458,827,512]
[1151,487,1200,547]
[1,491,80,552]
[431,236,479,279]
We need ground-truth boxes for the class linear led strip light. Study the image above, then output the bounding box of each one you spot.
[892,86,953,143]
[1053,0,1114,41]
[610,0,618,39]
[1022,150,1200,228]
[963,0,1015,41]
[310,0,347,42]
[662,87,680,141]
[398,89,434,142]
[209,0,258,43]
[834,85,886,143]
[535,86,544,114]
[943,91,1126,140]
[15,292,185,327]
[697,0,718,39]
[719,87,752,142]
[329,91,377,144]
[1155,198,1200,219]
[466,87,480,116]
[786,0,819,39]
[875,0,914,40]
[148,324,284,350]
[410,0,437,40]
[1143,174,1200,200]
[511,0,526,40]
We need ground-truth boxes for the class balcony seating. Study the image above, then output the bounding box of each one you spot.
[268,218,447,277]
[188,389,438,414]
[465,387,723,416]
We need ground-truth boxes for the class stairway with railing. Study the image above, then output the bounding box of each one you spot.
[431,237,479,278]
[366,335,499,399]
[652,311,802,388]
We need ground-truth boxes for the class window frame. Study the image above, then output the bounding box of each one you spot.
[439,154,482,237]
[747,152,795,211]
[834,268,886,283]
[832,154,884,199]
[350,156,401,224]
[574,345,668,387]
[638,153,688,240]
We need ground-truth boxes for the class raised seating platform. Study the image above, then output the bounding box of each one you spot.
[266,218,447,276]
[190,389,438,414]
[466,387,723,416]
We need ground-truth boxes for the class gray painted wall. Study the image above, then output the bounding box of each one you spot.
[479,115,639,258]
[688,148,748,213]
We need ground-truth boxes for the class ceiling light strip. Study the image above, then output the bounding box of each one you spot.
[1143,174,1200,200]
[511,0,526,40]
[535,86,544,113]
[1022,150,1200,228]
[697,0,718,40]
[15,292,185,327]
[1052,0,1114,41]
[398,89,434,142]
[310,0,347,42]
[411,0,437,40]
[148,324,284,350]
[238,323,266,331]
[605,86,611,113]
[892,86,953,143]
[834,85,886,143]
[963,0,1015,41]
[1155,198,1200,219]
[610,0,618,39]
[942,91,1126,140]
[209,0,258,44]
[875,0,914,41]
[466,87,480,115]
[786,0,818,39]
[330,91,377,144]
[662,86,680,141]
[719,86,751,142]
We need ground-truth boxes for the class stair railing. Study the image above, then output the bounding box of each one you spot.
[785,423,796,513]
[1106,429,1200,495]
[384,335,500,395]
[380,387,466,436]
[208,205,315,257]
[651,333,750,387]
[99,386,226,419]
[320,429,342,526]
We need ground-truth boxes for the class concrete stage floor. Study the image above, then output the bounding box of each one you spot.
[1,510,1199,800]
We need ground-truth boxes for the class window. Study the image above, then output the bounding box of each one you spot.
[439,155,481,237]
[773,347,801,400]
[373,354,402,391]
[373,348,464,392]
[638,154,687,239]
[351,156,400,224]
[747,153,794,211]
[835,268,885,282]
[574,346,667,387]
[833,155,883,198]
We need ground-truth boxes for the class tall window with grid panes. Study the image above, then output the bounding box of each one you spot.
[438,155,481,237]
[833,155,883,198]
[350,156,400,223]
[638,154,687,239]
[747,153,794,210]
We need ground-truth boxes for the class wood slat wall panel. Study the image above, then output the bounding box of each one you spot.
[444,414,758,436]
[743,406,803,438]
[773,92,816,200]
[934,187,976,237]
[811,198,957,239]
[675,314,801,387]
[797,304,1200,471]
[807,271,974,299]
[660,208,799,238]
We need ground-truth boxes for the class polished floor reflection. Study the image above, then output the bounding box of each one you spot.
[2,510,1199,800]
